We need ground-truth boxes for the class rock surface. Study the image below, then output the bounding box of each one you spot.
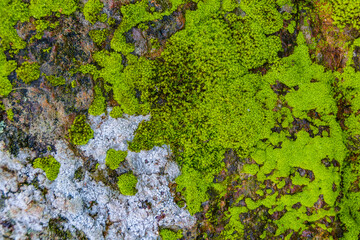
[0,108,195,239]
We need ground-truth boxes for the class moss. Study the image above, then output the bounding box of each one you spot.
[16,62,40,84]
[43,73,66,86]
[109,106,123,119]
[6,109,14,121]
[33,156,61,181]
[105,149,127,170]
[0,0,29,50]
[29,0,78,19]
[89,29,109,45]
[175,167,212,214]
[117,172,138,196]
[83,0,104,24]
[88,85,106,116]
[159,229,183,240]
[111,0,186,54]
[69,115,94,145]
[0,48,16,97]
[331,0,360,30]
[226,32,348,237]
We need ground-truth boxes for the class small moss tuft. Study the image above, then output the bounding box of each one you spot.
[89,29,109,45]
[109,106,123,119]
[159,228,183,240]
[88,85,106,116]
[33,156,60,181]
[16,62,40,84]
[6,109,14,121]
[83,0,104,24]
[117,172,138,196]
[69,115,94,145]
[105,149,127,170]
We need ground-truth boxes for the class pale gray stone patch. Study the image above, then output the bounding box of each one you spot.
[0,108,195,239]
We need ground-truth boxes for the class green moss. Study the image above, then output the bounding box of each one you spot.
[105,149,127,170]
[29,0,78,19]
[159,228,183,240]
[110,106,123,119]
[43,74,66,86]
[228,32,348,237]
[16,62,40,84]
[83,0,104,24]
[88,85,106,116]
[111,0,186,54]
[331,0,360,29]
[33,156,61,181]
[89,29,109,45]
[69,115,94,145]
[6,109,14,121]
[117,172,138,196]
[123,0,283,214]
[335,39,360,239]
[0,0,29,50]
[0,48,16,97]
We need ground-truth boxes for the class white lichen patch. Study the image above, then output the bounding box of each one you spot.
[0,108,195,239]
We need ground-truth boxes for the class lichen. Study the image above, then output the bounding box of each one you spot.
[69,115,94,145]
[33,156,61,181]
[117,172,138,196]
[105,149,127,170]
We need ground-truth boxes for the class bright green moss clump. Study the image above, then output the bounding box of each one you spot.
[28,0,78,19]
[89,29,109,45]
[16,62,40,84]
[109,106,123,119]
[105,149,127,170]
[6,109,14,121]
[0,48,16,97]
[117,172,138,196]
[33,156,61,181]
[83,0,104,24]
[88,85,106,116]
[69,115,94,145]
[0,0,29,50]
[331,0,360,29]
[159,229,183,240]
[127,0,282,214]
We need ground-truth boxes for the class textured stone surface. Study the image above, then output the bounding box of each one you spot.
[0,108,195,239]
